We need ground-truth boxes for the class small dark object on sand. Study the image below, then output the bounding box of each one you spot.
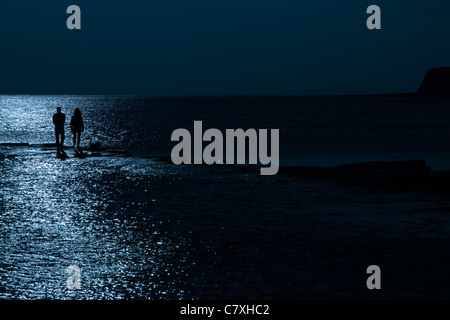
[74,149,88,159]
[87,139,105,155]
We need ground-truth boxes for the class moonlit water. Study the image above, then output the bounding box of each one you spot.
[2,95,450,299]
[2,95,450,168]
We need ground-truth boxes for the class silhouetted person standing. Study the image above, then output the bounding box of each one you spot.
[70,108,84,149]
[53,107,66,154]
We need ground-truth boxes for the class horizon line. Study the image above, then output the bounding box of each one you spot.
[0,92,419,98]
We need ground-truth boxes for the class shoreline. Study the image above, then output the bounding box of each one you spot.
[2,139,450,299]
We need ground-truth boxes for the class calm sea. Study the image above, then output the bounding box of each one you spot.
[1,95,450,168]
[1,95,450,299]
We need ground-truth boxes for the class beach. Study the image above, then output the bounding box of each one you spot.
[1,95,450,299]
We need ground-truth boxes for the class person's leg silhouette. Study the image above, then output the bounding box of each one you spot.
[60,131,65,152]
[56,131,60,154]
[76,131,81,149]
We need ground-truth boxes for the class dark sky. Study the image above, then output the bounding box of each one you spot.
[1,0,450,95]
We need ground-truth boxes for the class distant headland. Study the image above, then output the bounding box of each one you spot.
[417,67,450,96]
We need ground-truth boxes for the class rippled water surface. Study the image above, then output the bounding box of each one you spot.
[2,95,450,299]
[0,147,194,299]
[2,95,450,167]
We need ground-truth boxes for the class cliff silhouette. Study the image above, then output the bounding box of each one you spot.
[417,67,450,96]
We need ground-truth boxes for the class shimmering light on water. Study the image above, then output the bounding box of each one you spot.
[0,146,194,299]
[3,95,450,299]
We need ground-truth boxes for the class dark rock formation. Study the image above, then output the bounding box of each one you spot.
[417,67,450,96]
[280,160,450,192]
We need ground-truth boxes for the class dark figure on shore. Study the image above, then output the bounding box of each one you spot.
[70,108,84,149]
[53,107,66,154]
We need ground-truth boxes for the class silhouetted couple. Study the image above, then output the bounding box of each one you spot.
[52,107,84,155]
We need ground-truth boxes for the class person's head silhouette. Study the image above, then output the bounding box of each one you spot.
[57,107,62,113]
[74,108,81,117]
